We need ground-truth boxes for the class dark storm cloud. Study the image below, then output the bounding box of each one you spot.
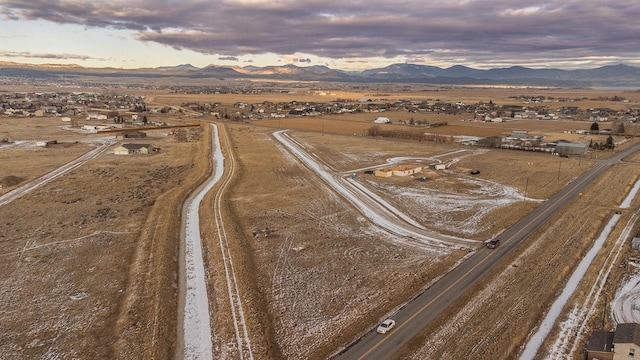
[2,0,640,67]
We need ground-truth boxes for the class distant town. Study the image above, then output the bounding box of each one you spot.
[2,88,639,126]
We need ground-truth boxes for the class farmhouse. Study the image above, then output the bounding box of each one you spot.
[113,143,154,155]
[586,323,640,360]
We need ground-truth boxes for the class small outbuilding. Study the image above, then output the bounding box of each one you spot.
[36,140,57,147]
[511,130,528,138]
[122,131,147,139]
[373,117,391,124]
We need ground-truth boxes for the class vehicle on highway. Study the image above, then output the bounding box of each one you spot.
[486,239,500,249]
[377,319,396,334]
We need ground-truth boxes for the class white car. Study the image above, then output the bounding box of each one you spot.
[376,319,396,334]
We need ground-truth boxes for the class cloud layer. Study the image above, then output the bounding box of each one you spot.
[2,0,640,69]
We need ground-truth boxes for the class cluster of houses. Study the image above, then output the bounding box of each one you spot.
[496,130,589,155]
[190,94,640,124]
[4,88,639,126]
[0,91,146,118]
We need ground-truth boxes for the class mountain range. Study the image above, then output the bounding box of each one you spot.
[2,61,640,87]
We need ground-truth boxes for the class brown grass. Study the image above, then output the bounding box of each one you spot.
[2,84,640,359]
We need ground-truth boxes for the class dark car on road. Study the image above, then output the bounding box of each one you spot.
[486,239,500,249]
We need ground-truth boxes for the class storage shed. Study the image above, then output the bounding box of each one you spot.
[373,117,391,124]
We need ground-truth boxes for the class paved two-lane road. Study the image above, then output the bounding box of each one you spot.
[336,142,640,359]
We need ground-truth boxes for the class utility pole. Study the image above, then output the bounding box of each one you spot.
[524,177,529,200]
[557,159,562,182]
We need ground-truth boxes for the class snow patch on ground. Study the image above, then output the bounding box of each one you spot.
[371,175,540,236]
[612,271,640,324]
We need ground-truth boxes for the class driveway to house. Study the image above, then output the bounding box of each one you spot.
[0,139,114,207]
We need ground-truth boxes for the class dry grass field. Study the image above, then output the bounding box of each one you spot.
[2,84,640,359]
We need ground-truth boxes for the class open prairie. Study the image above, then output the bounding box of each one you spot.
[1,84,640,359]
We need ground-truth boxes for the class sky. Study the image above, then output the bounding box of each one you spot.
[1,0,640,71]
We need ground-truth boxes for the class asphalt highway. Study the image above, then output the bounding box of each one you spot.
[335,142,640,360]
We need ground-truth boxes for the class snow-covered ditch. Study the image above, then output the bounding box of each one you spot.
[520,177,640,359]
[181,125,224,360]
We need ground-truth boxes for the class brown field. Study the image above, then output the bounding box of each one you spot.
[2,85,640,359]
[150,86,640,109]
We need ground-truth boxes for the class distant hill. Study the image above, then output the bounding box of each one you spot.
[2,61,640,87]
[155,64,199,71]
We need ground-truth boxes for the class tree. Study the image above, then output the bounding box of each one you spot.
[590,122,600,131]
[605,135,615,149]
[367,125,382,136]
[616,121,626,134]
[142,115,148,125]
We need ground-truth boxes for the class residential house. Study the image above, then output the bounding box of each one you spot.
[374,165,422,177]
[374,168,394,177]
[113,143,154,155]
[392,165,422,176]
[586,330,615,360]
[586,323,640,360]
